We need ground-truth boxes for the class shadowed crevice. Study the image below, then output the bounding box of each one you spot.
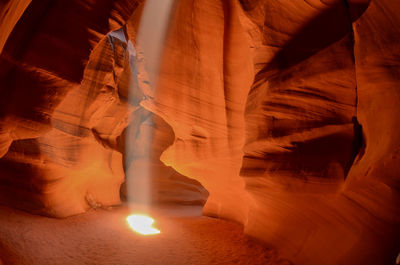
[264,0,371,72]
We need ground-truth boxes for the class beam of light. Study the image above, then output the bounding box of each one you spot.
[125,0,175,232]
[125,0,175,210]
[135,0,175,90]
[126,214,160,235]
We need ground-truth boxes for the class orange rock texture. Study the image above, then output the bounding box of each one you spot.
[0,0,399,265]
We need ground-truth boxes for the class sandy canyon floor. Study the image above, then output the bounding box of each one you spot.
[0,204,293,265]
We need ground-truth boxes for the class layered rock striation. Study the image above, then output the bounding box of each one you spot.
[0,0,205,217]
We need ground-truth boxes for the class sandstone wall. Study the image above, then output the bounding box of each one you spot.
[145,1,400,264]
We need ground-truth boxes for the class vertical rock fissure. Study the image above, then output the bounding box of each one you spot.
[342,0,366,175]
[222,0,232,149]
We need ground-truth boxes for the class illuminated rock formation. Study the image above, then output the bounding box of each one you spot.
[0,0,206,217]
[0,0,399,265]
[139,0,400,264]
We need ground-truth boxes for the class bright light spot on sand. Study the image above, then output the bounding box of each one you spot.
[126,214,160,235]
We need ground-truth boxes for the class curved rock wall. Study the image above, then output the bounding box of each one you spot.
[0,0,31,54]
[0,0,141,216]
[142,0,254,222]
[140,0,400,264]
[0,0,206,217]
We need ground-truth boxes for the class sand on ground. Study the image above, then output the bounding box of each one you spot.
[0,204,292,265]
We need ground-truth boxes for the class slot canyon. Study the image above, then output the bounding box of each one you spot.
[0,0,399,264]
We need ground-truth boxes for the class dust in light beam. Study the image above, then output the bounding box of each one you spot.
[125,0,175,235]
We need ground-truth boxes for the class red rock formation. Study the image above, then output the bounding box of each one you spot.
[139,0,400,264]
[0,0,399,265]
[120,113,208,205]
[0,0,142,216]
[0,0,206,217]
[0,0,31,54]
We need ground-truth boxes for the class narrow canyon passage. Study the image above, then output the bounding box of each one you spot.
[0,0,399,265]
[0,205,292,265]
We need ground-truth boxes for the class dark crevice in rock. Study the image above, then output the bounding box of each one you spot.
[341,0,370,179]
[264,1,354,71]
[2,0,54,61]
[346,116,365,176]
